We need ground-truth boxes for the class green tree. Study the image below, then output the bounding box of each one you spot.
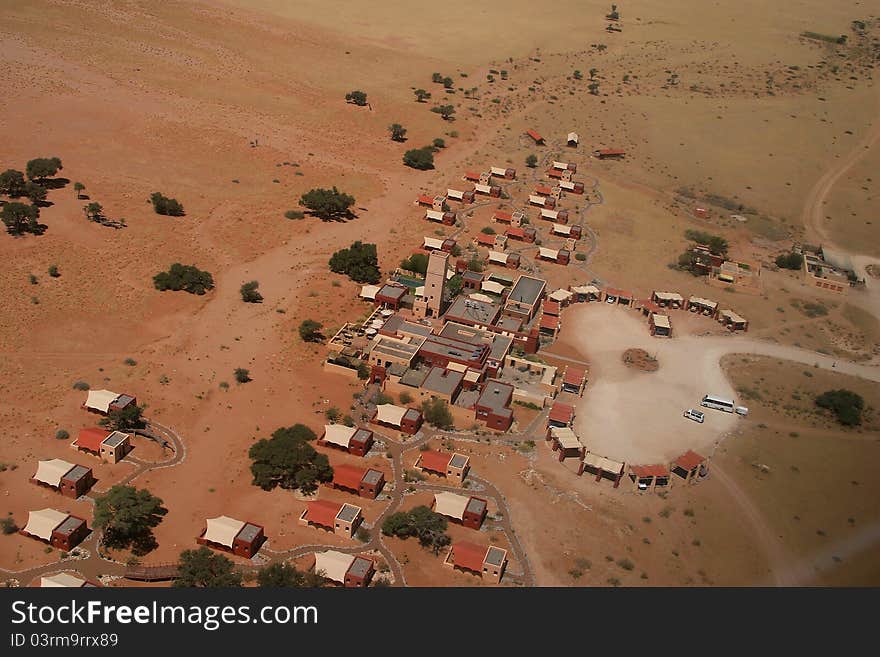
[84,202,104,222]
[328,241,380,283]
[414,88,431,102]
[99,403,145,432]
[403,148,434,170]
[25,157,62,182]
[815,389,864,426]
[248,424,333,494]
[421,398,454,430]
[573,70,583,80]
[299,319,324,342]
[234,368,251,383]
[525,154,538,168]
[345,90,368,106]
[775,252,804,270]
[153,263,214,295]
[389,123,407,142]
[588,82,600,95]
[442,76,454,89]
[707,235,729,256]
[400,253,429,275]
[174,547,242,588]
[467,255,485,273]
[24,182,47,204]
[589,68,598,80]
[48,264,60,278]
[74,181,85,199]
[1,202,41,235]
[149,192,185,216]
[431,105,456,120]
[257,562,325,587]
[0,169,27,197]
[481,226,496,235]
[94,485,167,555]
[381,506,450,554]
[447,274,463,297]
[431,72,443,83]
[432,138,446,149]
[300,186,356,221]
[240,280,263,303]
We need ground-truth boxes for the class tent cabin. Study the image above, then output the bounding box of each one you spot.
[444,542,508,581]
[432,491,488,530]
[671,450,708,484]
[652,291,684,309]
[415,450,470,483]
[528,194,556,209]
[198,516,266,558]
[331,464,386,499]
[548,401,575,428]
[487,250,520,269]
[493,209,524,226]
[547,426,585,461]
[423,236,456,253]
[552,223,572,239]
[447,188,474,204]
[541,208,569,223]
[579,453,626,487]
[39,572,97,588]
[562,365,587,396]
[629,465,671,492]
[505,226,537,243]
[567,132,579,147]
[299,500,363,537]
[571,284,600,302]
[552,160,577,172]
[21,509,89,551]
[313,550,375,588]
[538,247,570,265]
[425,208,457,225]
[559,179,585,194]
[474,183,501,198]
[526,129,545,145]
[371,404,423,435]
[319,425,375,457]
[30,459,95,499]
[83,389,137,415]
[649,313,672,338]
[594,149,626,159]
[719,309,749,332]
[416,194,446,210]
[686,296,718,318]
[490,166,516,180]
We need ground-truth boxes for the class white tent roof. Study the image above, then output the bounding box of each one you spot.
[474,183,492,194]
[529,195,545,205]
[567,132,579,143]
[23,509,68,541]
[488,251,509,264]
[426,209,444,221]
[583,453,624,473]
[204,516,246,548]
[360,284,380,300]
[323,424,356,448]
[433,491,470,520]
[549,289,573,302]
[490,166,508,176]
[721,309,747,324]
[41,573,87,588]
[84,389,119,413]
[423,237,444,250]
[468,293,495,304]
[550,426,583,450]
[481,280,506,295]
[375,404,407,427]
[572,284,600,295]
[314,550,355,584]
[447,188,464,200]
[33,459,75,488]
[552,161,569,170]
[539,247,559,260]
[689,296,717,309]
[652,314,671,329]
[552,223,570,235]
[560,180,576,190]
[654,291,684,302]
[541,208,559,219]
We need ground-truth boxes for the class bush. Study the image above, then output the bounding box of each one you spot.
[124,358,137,366]
[1,516,18,535]
[149,192,185,216]
[403,148,435,170]
[284,210,305,220]
[25,157,62,181]
[329,241,380,283]
[776,252,804,270]
[72,380,90,391]
[399,391,414,405]
[234,368,251,384]
[55,429,70,440]
[815,389,864,426]
[684,229,728,256]
[575,252,587,261]
[240,280,263,303]
[430,105,456,120]
[525,154,538,168]
[345,90,368,106]
[481,226,496,235]
[48,264,60,277]
[400,253,429,275]
[389,123,407,142]
[422,398,454,430]
[153,263,214,295]
[300,187,355,220]
[381,506,450,554]
[432,138,446,149]
[299,319,324,342]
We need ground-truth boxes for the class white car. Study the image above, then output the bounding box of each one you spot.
[683,409,705,423]
[605,296,616,304]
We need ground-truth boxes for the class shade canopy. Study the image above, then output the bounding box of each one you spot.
[23,509,69,541]
[203,516,246,548]
[33,459,75,488]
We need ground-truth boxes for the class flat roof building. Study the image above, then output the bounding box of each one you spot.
[504,275,546,321]
[432,491,488,530]
[331,464,386,499]
[313,550,375,587]
[415,450,470,483]
[475,380,514,431]
[372,404,423,435]
[319,425,375,457]
[299,500,363,538]
[21,509,89,551]
[30,459,95,499]
[444,541,508,581]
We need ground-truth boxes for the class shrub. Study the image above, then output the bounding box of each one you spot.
[399,391,414,405]
[421,398,454,430]
[299,319,324,342]
[430,105,456,120]
[1,517,19,535]
[400,253,429,275]
[48,264,60,277]
[481,226,496,235]
[432,138,446,149]
[234,368,251,384]
[325,407,341,422]
[345,90,368,106]
[124,358,137,366]
[240,280,263,303]
[329,241,380,283]
[300,187,355,220]
[776,252,804,270]
[284,210,305,220]
[25,157,62,182]
[149,192,185,216]
[525,154,538,168]
[575,252,587,261]
[815,389,864,426]
[403,148,435,170]
[153,263,214,295]
[55,429,70,440]
[389,123,407,142]
[72,381,90,391]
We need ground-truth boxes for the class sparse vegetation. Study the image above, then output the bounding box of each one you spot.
[403,147,435,170]
[153,263,214,295]
[234,368,251,384]
[815,389,864,426]
[329,241,380,283]
[382,506,450,554]
[240,280,263,303]
[389,123,407,142]
[421,397,454,430]
[300,187,355,221]
[149,192,185,217]
[298,319,324,343]
[345,90,368,106]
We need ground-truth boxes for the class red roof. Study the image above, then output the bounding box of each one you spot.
[564,366,586,386]
[539,314,559,330]
[548,402,574,425]
[535,185,552,195]
[542,300,561,316]
[526,129,544,142]
[631,464,670,478]
[605,287,632,299]
[641,300,662,313]
[597,149,625,156]
[476,234,496,246]
[452,541,488,572]
[506,227,525,238]
[418,195,434,205]
[464,172,481,181]
[675,450,705,471]
[494,210,512,221]
[418,450,452,473]
[76,427,111,452]
[305,500,343,528]
[548,169,563,178]
[332,464,367,491]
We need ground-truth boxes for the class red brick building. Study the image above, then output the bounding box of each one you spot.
[330,464,386,499]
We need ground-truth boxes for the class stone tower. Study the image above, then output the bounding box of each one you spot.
[413,250,450,318]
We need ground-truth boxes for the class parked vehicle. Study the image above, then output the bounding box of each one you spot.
[735,406,749,416]
[700,394,735,413]
[683,409,705,423]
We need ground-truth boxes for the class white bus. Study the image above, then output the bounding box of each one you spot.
[700,394,735,413]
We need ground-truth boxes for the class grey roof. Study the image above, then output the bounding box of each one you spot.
[54,516,85,536]
[506,275,545,308]
[465,497,486,515]
[114,394,135,407]
[489,335,513,360]
[236,523,262,543]
[371,338,420,362]
[403,408,422,422]
[421,367,465,397]
[350,428,373,445]
[449,454,469,469]
[102,432,128,448]
[420,336,488,364]
[476,380,515,413]
[347,556,374,578]
[382,314,433,337]
[63,465,91,482]
[495,316,523,333]
[400,367,428,388]
[337,504,361,522]
[462,271,484,283]
[485,546,507,567]
[362,469,384,485]
[377,284,406,300]
[444,297,500,325]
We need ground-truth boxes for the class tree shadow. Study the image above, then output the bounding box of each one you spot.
[42,177,69,190]
[306,209,358,223]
